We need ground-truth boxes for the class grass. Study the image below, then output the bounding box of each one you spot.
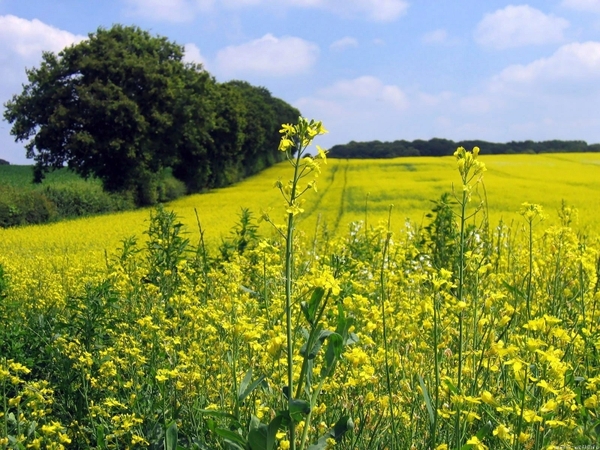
[0,165,96,189]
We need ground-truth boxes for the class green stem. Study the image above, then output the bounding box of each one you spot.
[285,143,303,450]
[299,352,339,450]
[380,206,397,449]
[432,293,440,449]
[513,364,529,450]
[295,291,331,400]
[455,186,467,450]
[526,221,533,321]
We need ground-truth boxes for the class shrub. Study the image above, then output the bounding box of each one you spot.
[0,185,57,227]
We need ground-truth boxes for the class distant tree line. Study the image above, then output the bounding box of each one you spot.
[328,138,600,159]
[3,25,299,206]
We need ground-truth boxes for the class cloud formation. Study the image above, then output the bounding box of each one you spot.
[183,43,207,67]
[492,41,600,88]
[124,0,213,22]
[561,0,600,13]
[317,76,408,110]
[330,37,358,51]
[215,34,319,76]
[0,16,86,163]
[474,5,569,49]
[421,28,459,46]
[0,14,85,59]
[123,0,409,22]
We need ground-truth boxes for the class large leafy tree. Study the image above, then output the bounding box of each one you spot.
[4,25,214,204]
[225,81,300,176]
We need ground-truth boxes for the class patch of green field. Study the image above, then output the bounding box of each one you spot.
[0,165,96,188]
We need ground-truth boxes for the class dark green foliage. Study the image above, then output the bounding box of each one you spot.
[3,25,214,205]
[0,166,138,227]
[0,158,9,165]
[225,81,300,178]
[0,184,57,227]
[328,138,600,158]
[4,24,302,204]
[419,193,459,272]
[42,184,134,218]
[219,208,260,261]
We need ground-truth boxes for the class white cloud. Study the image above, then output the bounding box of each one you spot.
[0,15,85,59]
[124,0,214,22]
[474,5,569,49]
[422,29,448,45]
[295,77,409,148]
[0,16,86,164]
[492,41,600,88]
[123,0,408,22]
[348,0,409,22]
[562,0,600,13]
[319,76,409,109]
[183,43,207,67]
[215,34,319,76]
[330,37,358,51]
[421,28,460,46]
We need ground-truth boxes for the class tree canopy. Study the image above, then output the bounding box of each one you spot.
[328,138,600,159]
[4,24,300,205]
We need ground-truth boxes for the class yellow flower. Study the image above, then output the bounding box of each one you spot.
[480,390,496,406]
[493,424,512,440]
[584,394,598,409]
[316,145,328,163]
[466,435,488,450]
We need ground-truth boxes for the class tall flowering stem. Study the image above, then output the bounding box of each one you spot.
[267,118,328,450]
[452,146,486,449]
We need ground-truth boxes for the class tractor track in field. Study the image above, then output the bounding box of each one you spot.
[301,160,339,220]
[332,159,349,234]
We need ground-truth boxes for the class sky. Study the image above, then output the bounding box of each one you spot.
[1,0,600,164]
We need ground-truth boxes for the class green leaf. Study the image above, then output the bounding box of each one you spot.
[330,415,354,441]
[266,414,283,450]
[248,416,267,450]
[165,421,178,450]
[96,425,106,449]
[247,414,283,450]
[300,328,333,360]
[301,287,325,324]
[199,409,239,422]
[321,333,343,377]
[307,415,354,450]
[444,378,458,395]
[238,368,266,403]
[418,375,435,426]
[239,368,253,399]
[475,421,493,440]
[289,399,311,422]
[214,428,247,448]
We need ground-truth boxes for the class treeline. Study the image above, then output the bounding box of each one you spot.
[3,25,299,207]
[328,138,600,158]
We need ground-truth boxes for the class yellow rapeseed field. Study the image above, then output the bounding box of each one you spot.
[1,146,600,449]
[1,152,599,269]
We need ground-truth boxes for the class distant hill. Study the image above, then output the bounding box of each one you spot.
[328,138,600,158]
[0,158,9,165]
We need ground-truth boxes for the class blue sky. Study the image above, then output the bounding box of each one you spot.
[1,0,600,164]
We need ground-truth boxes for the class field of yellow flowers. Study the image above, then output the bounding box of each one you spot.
[1,122,600,449]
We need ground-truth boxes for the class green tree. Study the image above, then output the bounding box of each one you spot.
[226,81,300,176]
[3,25,214,205]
